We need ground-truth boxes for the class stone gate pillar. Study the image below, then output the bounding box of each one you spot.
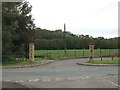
[29,43,34,62]
[89,43,94,62]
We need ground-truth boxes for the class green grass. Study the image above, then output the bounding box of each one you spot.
[35,49,118,60]
[87,60,120,64]
[2,58,42,66]
[2,49,118,66]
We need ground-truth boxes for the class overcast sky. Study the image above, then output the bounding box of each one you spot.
[28,0,119,38]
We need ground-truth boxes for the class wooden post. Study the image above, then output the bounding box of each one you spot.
[29,43,34,62]
[89,43,94,62]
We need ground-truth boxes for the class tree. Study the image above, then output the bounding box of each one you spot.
[2,1,35,62]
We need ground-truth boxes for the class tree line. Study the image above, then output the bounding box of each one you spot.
[35,28,118,50]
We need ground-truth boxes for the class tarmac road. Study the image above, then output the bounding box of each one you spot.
[2,58,119,88]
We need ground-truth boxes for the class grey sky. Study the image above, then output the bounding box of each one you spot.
[28,0,118,38]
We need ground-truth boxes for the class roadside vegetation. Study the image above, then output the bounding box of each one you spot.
[2,49,118,66]
[2,58,42,66]
[87,59,120,64]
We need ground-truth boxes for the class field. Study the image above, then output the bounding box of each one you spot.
[35,49,118,60]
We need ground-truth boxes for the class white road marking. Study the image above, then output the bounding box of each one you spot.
[55,70,79,72]
[67,77,79,80]
[12,76,90,83]
[43,79,51,82]
[56,78,64,81]
[5,80,10,82]
[26,85,33,89]
[67,76,90,80]
[84,76,90,79]
[106,79,120,87]
[55,70,65,71]
[28,79,40,82]
[15,81,19,83]
[71,77,77,80]
[29,80,32,82]
[19,80,24,82]
[47,79,51,82]
[34,79,40,82]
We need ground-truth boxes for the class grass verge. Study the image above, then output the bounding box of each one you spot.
[2,58,42,66]
[87,60,120,64]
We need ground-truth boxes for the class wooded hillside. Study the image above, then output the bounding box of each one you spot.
[35,28,118,50]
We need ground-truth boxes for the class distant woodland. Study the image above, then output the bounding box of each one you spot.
[35,28,118,50]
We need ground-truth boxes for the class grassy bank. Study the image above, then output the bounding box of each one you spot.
[87,59,120,64]
[2,58,42,66]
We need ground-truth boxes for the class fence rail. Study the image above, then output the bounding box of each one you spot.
[35,49,119,60]
[2,49,119,60]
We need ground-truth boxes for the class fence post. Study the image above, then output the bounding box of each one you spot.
[58,51,59,59]
[49,52,51,59]
[29,43,34,62]
[75,50,76,57]
[109,49,110,57]
[83,49,84,57]
[112,55,114,60]
[89,43,94,62]
[100,49,102,61]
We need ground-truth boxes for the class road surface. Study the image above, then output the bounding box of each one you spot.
[2,58,119,88]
